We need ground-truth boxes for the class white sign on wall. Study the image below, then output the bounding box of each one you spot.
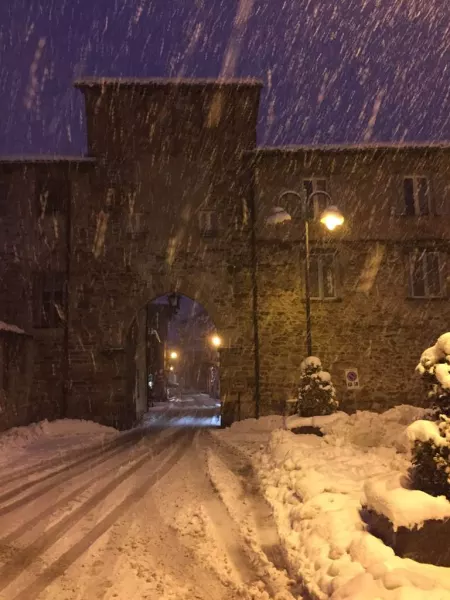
[345,369,360,389]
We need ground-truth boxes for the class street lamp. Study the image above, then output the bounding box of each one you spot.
[211,334,222,348]
[266,190,344,356]
[170,351,178,360]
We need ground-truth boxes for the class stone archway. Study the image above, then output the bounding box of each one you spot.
[126,291,223,427]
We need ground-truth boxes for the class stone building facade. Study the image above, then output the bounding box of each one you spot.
[0,77,449,429]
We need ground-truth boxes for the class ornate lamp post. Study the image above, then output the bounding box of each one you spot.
[266,190,344,356]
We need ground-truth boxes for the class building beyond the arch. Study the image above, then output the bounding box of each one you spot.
[1,77,450,429]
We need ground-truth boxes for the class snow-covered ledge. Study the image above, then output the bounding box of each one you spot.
[285,411,345,431]
[363,418,450,531]
[364,472,450,531]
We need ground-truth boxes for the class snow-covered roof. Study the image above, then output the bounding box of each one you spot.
[0,321,27,335]
[74,77,263,89]
[253,141,450,155]
[0,155,96,164]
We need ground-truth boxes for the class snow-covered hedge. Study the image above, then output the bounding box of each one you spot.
[256,406,450,599]
[410,333,450,500]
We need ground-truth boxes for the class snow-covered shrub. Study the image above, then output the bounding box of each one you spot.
[297,356,338,417]
[416,332,450,420]
[410,334,450,499]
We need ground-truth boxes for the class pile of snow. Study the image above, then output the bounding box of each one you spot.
[364,472,450,530]
[299,405,427,452]
[227,415,285,433]
[286,411,345,431]
[254,405,450,599]
[0,418,117,466]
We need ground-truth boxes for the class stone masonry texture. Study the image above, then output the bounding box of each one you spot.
[1,78,450,429]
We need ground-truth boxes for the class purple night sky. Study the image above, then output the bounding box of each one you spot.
[0,0,449,155]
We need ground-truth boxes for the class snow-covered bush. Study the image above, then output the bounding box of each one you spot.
[297,356,338,417]
[416,332,450,419]
[410,334,450,499]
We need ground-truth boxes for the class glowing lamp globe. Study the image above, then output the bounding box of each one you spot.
[320,206,344,231]
[211,335,222,348]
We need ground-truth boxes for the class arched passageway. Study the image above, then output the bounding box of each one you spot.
[127,293,222,428]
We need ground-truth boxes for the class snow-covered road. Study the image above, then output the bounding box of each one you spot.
[0,416,295,600]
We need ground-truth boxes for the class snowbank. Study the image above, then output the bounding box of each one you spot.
[227,415,285,433]
[253,405,450,599]
[286,412,345,431]
[287,405,427,452]
[0,418,118,467]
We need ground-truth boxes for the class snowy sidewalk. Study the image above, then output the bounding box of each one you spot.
[215,406,450,600]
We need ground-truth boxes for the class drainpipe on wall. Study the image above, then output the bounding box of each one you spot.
[62,167,71,419]
[248,162,261,420]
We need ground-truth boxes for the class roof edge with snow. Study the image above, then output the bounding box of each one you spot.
[74,77,264,90]
[0,155,96,165]
[0,321,30,336]
[251,142,450,155]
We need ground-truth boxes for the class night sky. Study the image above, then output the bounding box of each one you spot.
[1,0,449,155]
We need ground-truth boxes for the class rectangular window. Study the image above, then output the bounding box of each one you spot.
[403,177,430,216]
[0,176,10,216]
[198,210,218,237]
[310,253,337,299]
[409,250,442,298]
[36,174,69,216]
[33,272,66,328]
[303,178,328,219]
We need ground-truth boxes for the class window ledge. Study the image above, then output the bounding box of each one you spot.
[307,297,343,303]
[392,213,440,218]
[406,296,447,301]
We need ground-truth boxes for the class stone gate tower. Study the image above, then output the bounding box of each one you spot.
[67,78,262,427]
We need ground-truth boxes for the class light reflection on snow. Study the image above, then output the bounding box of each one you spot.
[141,394,222,429]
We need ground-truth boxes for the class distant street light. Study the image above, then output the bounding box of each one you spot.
[266,190,344,356]
[211,335,222,348]
[170,351,178,360]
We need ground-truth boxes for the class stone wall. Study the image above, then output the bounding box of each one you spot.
[64,80,261,428]
[0,332,34,431]
[253,147,450,412]
[3,81,450,428]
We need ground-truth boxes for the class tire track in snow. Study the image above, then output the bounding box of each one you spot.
[203,431,303,598]
[8,431,193,600]
[0,426,170,500]
[0,429,189,595]
[183,433,262,587]
[0,428,180,545]
[0,428,178,517]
